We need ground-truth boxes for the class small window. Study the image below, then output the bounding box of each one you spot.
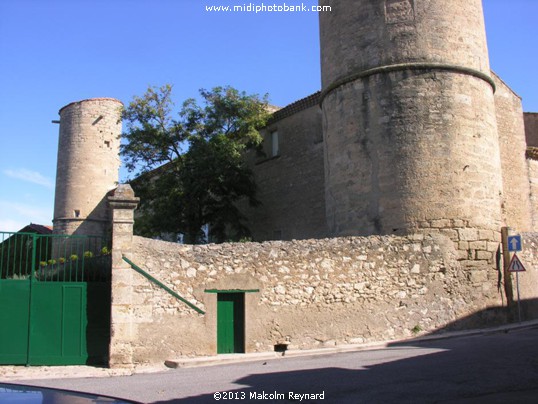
[271,130,279,157]
[74,210,80,218]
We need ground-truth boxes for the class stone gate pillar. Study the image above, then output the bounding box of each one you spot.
[108,184,139,368]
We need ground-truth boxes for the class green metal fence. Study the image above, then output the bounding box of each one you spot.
[0,232,111,282]
[0,231,111,366]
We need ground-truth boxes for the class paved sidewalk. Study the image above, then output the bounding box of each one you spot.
[0,364,166,381]
[2,319,537,381]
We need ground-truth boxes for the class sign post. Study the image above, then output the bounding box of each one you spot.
[500,228,516,306]
[508,253,526,323]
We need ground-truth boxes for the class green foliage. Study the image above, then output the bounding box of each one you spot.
[411,325,422,334]
[101,246,111,255]
[47,259,56,265]
[58,257,66,264]
[40,261,48,267]
[70,254,78,261]
[122,84,270,244]
[84,251,94,259]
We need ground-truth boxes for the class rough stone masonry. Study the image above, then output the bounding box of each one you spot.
[106,231,537,364]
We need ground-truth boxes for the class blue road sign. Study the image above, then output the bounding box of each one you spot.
[507,235,522,252]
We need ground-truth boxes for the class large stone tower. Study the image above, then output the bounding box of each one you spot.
[53,98,123,238]
[319,0,503,239]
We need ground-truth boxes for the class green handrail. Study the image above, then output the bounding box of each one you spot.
[122,256,205,315]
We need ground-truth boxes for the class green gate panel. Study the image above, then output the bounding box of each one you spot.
[29,283,87,365]
[0,232,111,366]
[62,285,85,358]
[0,280,30,364]
[217,293,244,354]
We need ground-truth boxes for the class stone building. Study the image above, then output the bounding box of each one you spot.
[49,0,538,366]
[53,98,123,239]
[246,1,538,245]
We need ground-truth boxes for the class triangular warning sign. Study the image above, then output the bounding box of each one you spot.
[508,253,526,273]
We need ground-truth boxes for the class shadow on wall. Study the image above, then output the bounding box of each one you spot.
[149,303,538,403]
[149,332,538,403]
[54,194,112,239]
[417,297,538,334]
[74,194,112,237]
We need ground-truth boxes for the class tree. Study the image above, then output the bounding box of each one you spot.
[122,84,270,244]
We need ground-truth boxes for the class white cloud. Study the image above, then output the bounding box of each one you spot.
[0,218,28,232]
[3,168,54,188]
[0,201,53,232]
[4,202,51,220]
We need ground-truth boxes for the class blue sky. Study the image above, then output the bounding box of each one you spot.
[0,0,537,232]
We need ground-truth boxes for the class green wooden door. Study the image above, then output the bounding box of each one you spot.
[217,293,245,354]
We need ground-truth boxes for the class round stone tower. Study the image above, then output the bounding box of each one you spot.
[53,98,123,238]
[319,0,503,238]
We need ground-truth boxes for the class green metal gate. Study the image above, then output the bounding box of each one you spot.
[217,293,245,354]
[0,232,111,366]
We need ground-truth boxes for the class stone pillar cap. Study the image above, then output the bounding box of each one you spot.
[108,184,140,207]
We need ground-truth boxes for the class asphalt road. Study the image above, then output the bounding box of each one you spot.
[20,327,538,403]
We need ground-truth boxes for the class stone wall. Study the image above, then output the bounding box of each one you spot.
[525,113,538,147]
[320,0,492,88]
[519,233,538,304]
[321,71,502,237]
[242,96,327,241]
[527,157,538,230]
[493,74,534,231]
[116,232,538,365]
